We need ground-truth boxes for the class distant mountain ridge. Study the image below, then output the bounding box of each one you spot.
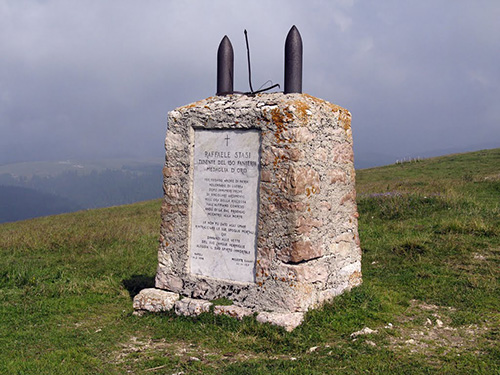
[1,149,499,223]
[0,158,164,177]
[0,185,82,223]
[0,158,164,223]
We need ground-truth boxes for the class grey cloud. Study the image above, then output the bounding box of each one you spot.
[0,0,498,166]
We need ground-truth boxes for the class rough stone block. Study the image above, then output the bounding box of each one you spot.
[133,288,179,312]
[256,312,305,332]
[278,259,329,283]
[213,305,254,320]
[284,166,320,195]
[328,169,348,184]
[174,298,212,316]
[295,216,323,235]
[278,240,324,263]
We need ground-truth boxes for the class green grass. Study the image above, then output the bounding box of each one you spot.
[1,149,499,374]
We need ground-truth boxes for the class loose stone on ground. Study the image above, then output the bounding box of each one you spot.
[132,288,179,313]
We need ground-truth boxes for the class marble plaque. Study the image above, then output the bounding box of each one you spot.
[189,129,261,283]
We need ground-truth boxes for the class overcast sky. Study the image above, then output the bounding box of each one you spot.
[1,0,499,167]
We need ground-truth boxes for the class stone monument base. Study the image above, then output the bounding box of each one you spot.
[133,288,304,331]
[135,93,362,331]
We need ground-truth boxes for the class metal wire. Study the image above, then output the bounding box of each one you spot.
[244,30,254,93]
[242,29,280,95]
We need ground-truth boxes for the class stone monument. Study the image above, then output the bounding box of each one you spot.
[133,27,362,331]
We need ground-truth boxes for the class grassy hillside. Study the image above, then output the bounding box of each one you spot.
[0,149,498,374]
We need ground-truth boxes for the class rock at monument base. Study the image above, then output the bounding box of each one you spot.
[132,288,179,312]
[132,289,306,330]
[213,305,254,320]
[256,311,305,332]
[174,298,213,316]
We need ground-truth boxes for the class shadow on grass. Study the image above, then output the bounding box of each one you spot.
[122,275,155,299]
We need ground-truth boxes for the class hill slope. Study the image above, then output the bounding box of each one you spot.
[0,149,498,374]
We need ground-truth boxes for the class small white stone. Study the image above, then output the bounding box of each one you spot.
[350,327,378,338]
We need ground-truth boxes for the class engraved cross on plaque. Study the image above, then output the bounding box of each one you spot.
[224,134,230,146]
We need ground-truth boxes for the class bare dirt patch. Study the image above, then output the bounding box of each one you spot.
[388,300,490,355]
[110,334,298,372]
